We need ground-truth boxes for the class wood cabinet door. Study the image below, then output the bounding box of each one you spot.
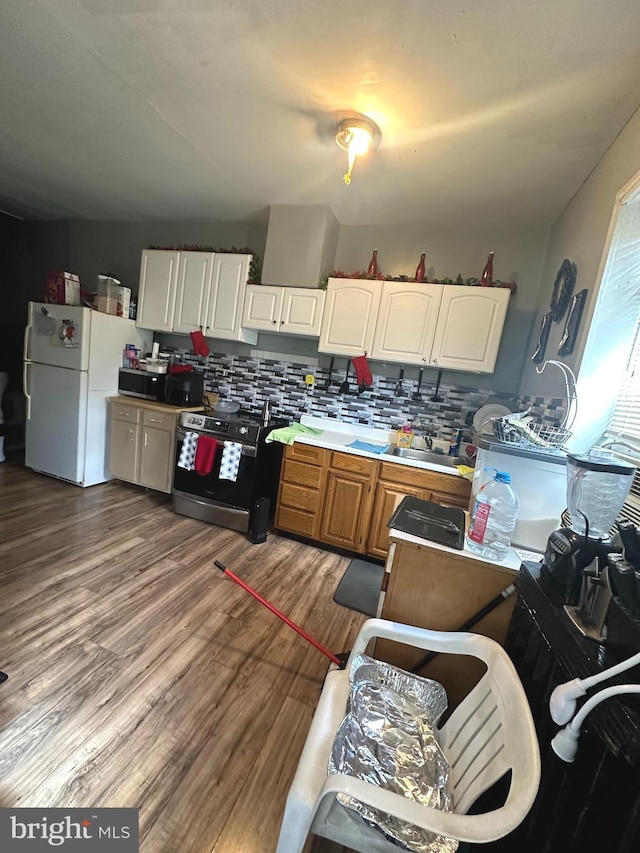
[108,416,139,483]
[427,488,472,510]
[138,426,174,493]
[370,282,443,363]
[173,251,213,334]
[430,286,510,373]
[205,253,258,344]
[367,481,426,559]
[319,470,374,551]
[318,279,382,355]
[137,250,180,332]
[280,288,325,336]
[242,284,283,331]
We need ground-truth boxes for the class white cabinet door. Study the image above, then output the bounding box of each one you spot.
[173,251,214,334]
[280,288,325,336]
[430,286,511,372]
[318,278,382,355]
[371,282,443,363]
[242,285,283,331]
[205,254,258,344]
[137,250,180,332]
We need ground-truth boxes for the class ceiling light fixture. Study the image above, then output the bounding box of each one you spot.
[335,116,380,185]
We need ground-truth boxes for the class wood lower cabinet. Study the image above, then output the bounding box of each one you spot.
[376,536,518,709]
[275,444,472,559]
[108,400,184,494]
[366,461,472,560]
[367,481,425,559]
[275,444,329,539]
[319,453,378,552]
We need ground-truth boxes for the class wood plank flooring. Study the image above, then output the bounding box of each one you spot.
[0,456,363,852]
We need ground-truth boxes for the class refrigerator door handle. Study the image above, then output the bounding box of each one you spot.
[23,320,32,362]
[24,360,31,420]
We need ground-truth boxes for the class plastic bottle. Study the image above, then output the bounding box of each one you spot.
[467,468,519,561]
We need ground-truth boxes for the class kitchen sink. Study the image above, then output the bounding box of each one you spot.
[387,447,468,467]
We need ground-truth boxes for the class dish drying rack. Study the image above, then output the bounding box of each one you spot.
[481,361,577,452]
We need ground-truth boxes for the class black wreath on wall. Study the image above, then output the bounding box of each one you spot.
[550,259,577,322]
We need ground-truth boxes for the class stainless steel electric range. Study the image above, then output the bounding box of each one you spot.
[172,409,288,534]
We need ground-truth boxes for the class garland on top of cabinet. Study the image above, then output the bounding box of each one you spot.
[148,245,261,284]
[320,269,517,293]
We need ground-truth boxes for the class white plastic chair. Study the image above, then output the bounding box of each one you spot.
[276,619,541,853]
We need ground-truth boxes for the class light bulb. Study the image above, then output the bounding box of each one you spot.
[336,116,379,185]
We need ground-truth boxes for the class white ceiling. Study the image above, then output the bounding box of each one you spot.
[2,0,640,227]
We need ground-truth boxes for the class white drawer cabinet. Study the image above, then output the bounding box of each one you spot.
[242,285,325,336]
[108,400,180,494]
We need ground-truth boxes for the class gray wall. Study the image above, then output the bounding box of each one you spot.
[9,213,548,398]
[335,223,550,394]
[520,105,640,399]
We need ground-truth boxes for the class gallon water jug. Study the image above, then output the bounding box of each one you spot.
[467,468,520,561]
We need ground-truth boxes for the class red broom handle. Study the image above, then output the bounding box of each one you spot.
[214,561,341,666]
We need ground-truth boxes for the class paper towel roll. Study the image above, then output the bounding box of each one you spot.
[152,342,160,360]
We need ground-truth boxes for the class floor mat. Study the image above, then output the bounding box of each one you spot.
[333,558,385,617]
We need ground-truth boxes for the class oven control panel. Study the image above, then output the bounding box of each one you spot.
[179,411,259,443]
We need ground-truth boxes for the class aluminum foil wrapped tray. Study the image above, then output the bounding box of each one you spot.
[329,654,457,853]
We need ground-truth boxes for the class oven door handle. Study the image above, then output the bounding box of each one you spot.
[177,430,257,458]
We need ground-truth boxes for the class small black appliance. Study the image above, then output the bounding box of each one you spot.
[164,371,204,407]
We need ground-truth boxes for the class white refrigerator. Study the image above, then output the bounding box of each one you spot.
[24,302,150,487]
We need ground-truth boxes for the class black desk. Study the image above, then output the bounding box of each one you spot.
[491,562,640,852]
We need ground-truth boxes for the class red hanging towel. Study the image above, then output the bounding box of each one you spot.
[190,329,210,358]
[352,354,373,387]
[195,436,217,475]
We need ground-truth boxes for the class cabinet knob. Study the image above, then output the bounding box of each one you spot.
[273,320,277,324]
[432,358,438,364]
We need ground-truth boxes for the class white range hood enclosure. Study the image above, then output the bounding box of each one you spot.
[261,205,339,289]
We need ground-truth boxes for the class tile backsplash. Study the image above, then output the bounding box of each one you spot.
[172,348,568,444]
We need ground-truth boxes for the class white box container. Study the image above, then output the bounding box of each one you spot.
[471,439,567,552]
[117,286,131,319]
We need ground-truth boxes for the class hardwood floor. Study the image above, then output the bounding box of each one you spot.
[0,455,363,852]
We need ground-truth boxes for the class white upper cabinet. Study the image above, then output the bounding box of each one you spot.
[204,253,257,343]
[370,282,443,363]
[172,251,214,334]
[319,278,383,356]
[242,285,283,331]
[318,277,510,372]
[136,250,256,343]
[137,250,180,332]
[430,286,510,372]
[243,285,325,336]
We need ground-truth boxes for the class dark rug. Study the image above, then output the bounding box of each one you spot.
[333,558,385,617]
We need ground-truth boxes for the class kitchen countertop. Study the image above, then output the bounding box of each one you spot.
[294,415,468,477]
[108,396,204,414]
[388,525,524,572]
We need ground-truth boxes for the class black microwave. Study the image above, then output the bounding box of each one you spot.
[118,368,166,402]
